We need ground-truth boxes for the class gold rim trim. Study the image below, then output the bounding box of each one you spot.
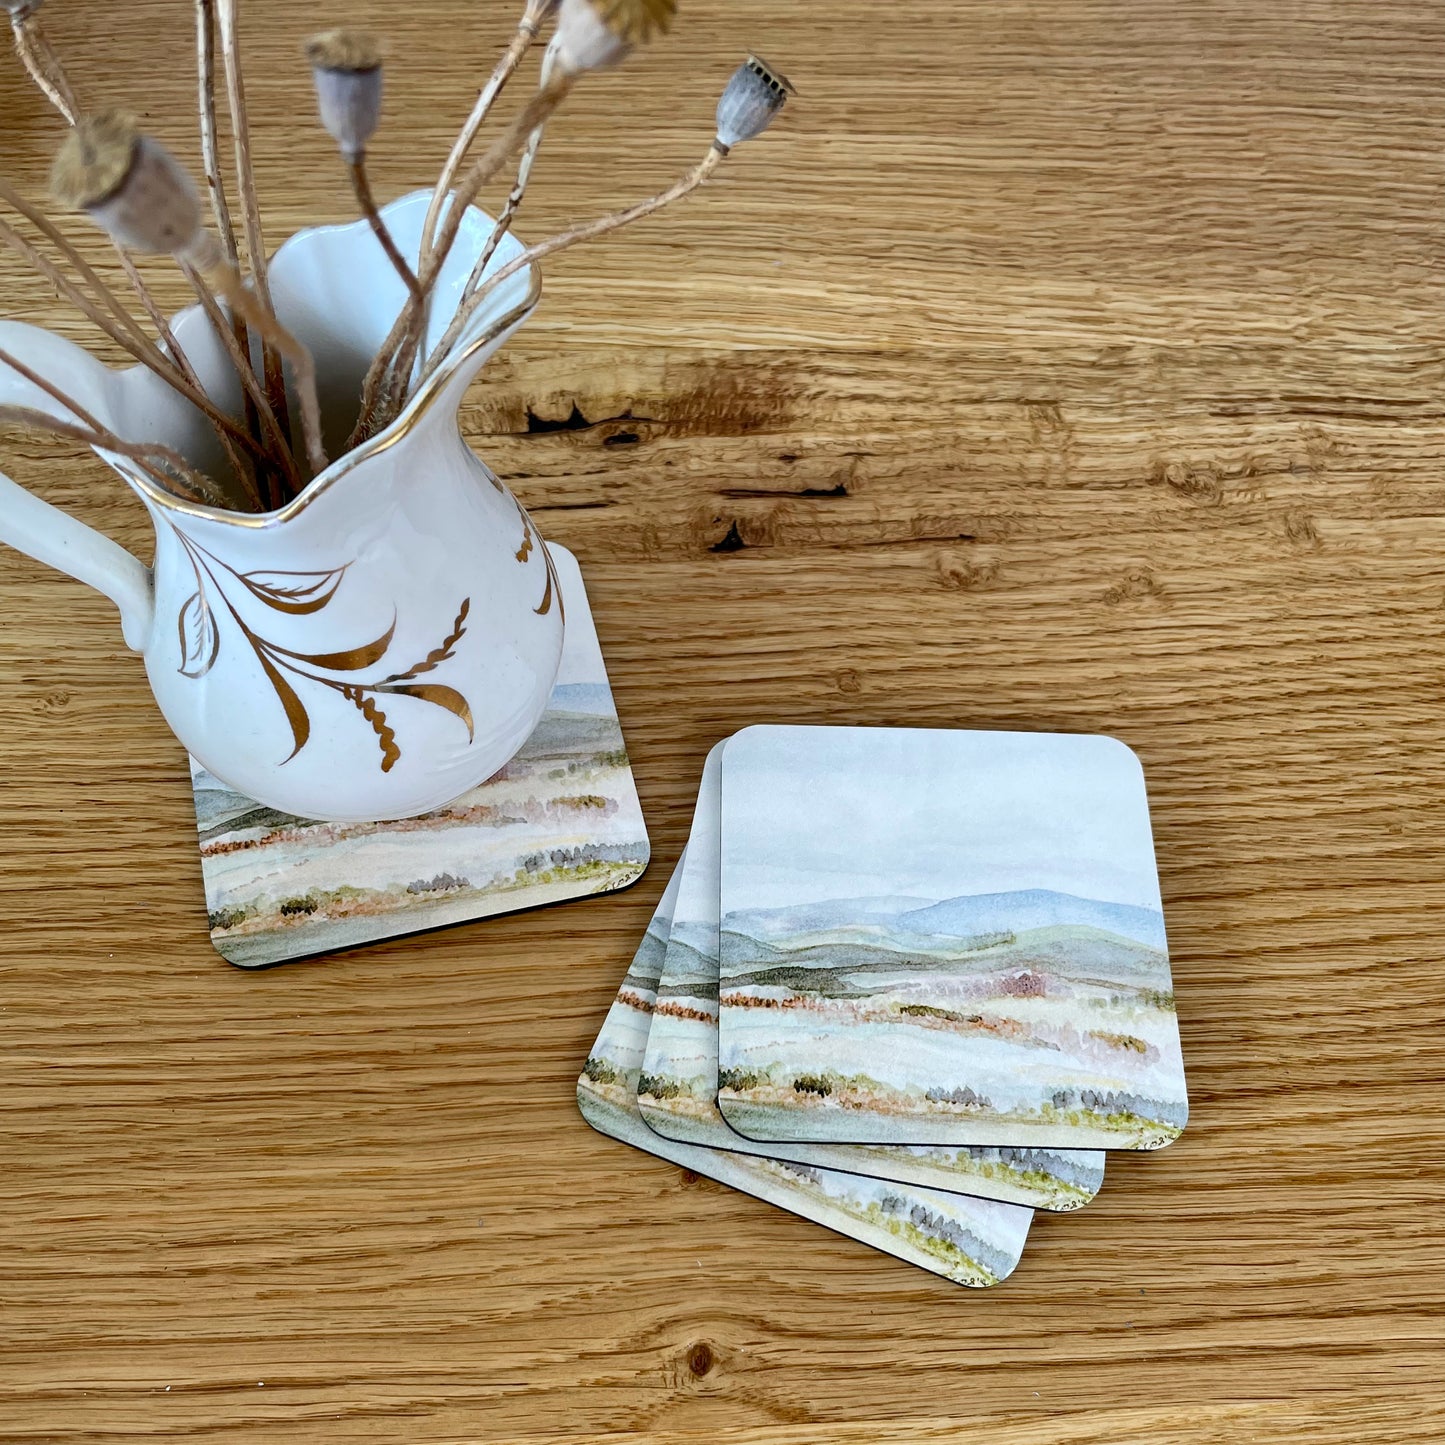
[111,265,543,528]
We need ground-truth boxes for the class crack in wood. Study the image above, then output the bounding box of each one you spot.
[517,405,659,437]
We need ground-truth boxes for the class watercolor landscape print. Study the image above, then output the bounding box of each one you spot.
[637,748,1106,1210]
[578,861,1033,1288]
[716,727,1188,1151]
[194,547,648,967]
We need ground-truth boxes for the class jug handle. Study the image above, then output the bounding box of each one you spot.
[0,470,153,651]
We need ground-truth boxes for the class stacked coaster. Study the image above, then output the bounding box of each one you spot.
[578,725,1188,1287]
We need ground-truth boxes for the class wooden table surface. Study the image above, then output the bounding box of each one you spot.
[3,1,1444,1441]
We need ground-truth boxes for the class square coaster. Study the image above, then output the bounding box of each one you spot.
[716,725,1187,1151]
[193,545,649,967]
[639,745,1106,1209]
[578,857,1033,1288]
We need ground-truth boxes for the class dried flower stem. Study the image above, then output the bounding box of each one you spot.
[0,171,226,474]
[181,261,309,498]
[182,264,298,494]
[0,340,122,438]
[348,156,419,298]
[0,211,269,469]
[0,180,153,351]
[384,51,554,425]
[0,184,227,482]
[112,244,260,509]
[459,109,547,310]
[8,9,79,125]
[420,0,549,261]
[196,0,266,453]
[406,3,549,419]
[0,402,231,507]
[197,256,327,480]
[351,71,574,445]
[0,343,232,506]
[421,144,725,387]
[1,15,258,497]
[111,249,186,363]
[215,0,292,453]
[197,0,271,503]
[195,0,241,269]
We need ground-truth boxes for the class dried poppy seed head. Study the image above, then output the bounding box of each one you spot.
[553,0,674,73]
[715,54,794,150]
[594,0,675,44]
[306,29,385,160]
[54,116,206,256]
[50,110,139,211]
[305,28,383,73]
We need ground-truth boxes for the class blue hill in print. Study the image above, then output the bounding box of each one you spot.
[724,889,1166,955]
[717,888,1185,1150]
[723,896,939,940]
[900,889,1166,952]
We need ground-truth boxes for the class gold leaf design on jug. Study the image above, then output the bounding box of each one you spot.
[171,528,475,774]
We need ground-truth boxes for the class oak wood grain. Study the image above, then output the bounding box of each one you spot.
[2,1,1444,1441]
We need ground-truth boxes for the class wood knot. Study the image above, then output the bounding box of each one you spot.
[937,556,999,592]
[834,668,861,694]
[688,1342,714,1377]
[1283,509,1322,551]
[1149,458,1223,506]
[1102,568,1168,608]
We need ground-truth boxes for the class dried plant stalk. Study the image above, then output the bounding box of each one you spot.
[349,157,419,298]
[195,7,264,398]
[0,211,268,469]
[6,235,269,480]
[382,54,552,424]
[113,249,191,377]
[0,342,233,507]
[5,9,267,503]
[181,261,304,496]
[8,8,79,125]
[459,106,547,312]
[1,284,255,511]
[197,255,327,479]
[215,0,292,453]
[0,180,155,351]
[421,144,725,387]
[0,402,231,507]
[49,113,323,500]
[0,179,239,496]
[112,245,260,508]
[0,21,240,473]
[196,0,240,265]
[420,0,550,260]
[351,72,574,445]
[0,341,114,437]
[196,0,271,503]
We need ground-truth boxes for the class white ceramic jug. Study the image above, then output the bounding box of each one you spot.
[0,193,564,821]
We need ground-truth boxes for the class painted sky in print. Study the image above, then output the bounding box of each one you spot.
[721,726,1163,916]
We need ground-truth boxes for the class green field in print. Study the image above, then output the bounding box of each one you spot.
[579,863,1033,1287]
[637,748,1106,1209]
[193,548,648,966]
[715,727,1188,1150]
